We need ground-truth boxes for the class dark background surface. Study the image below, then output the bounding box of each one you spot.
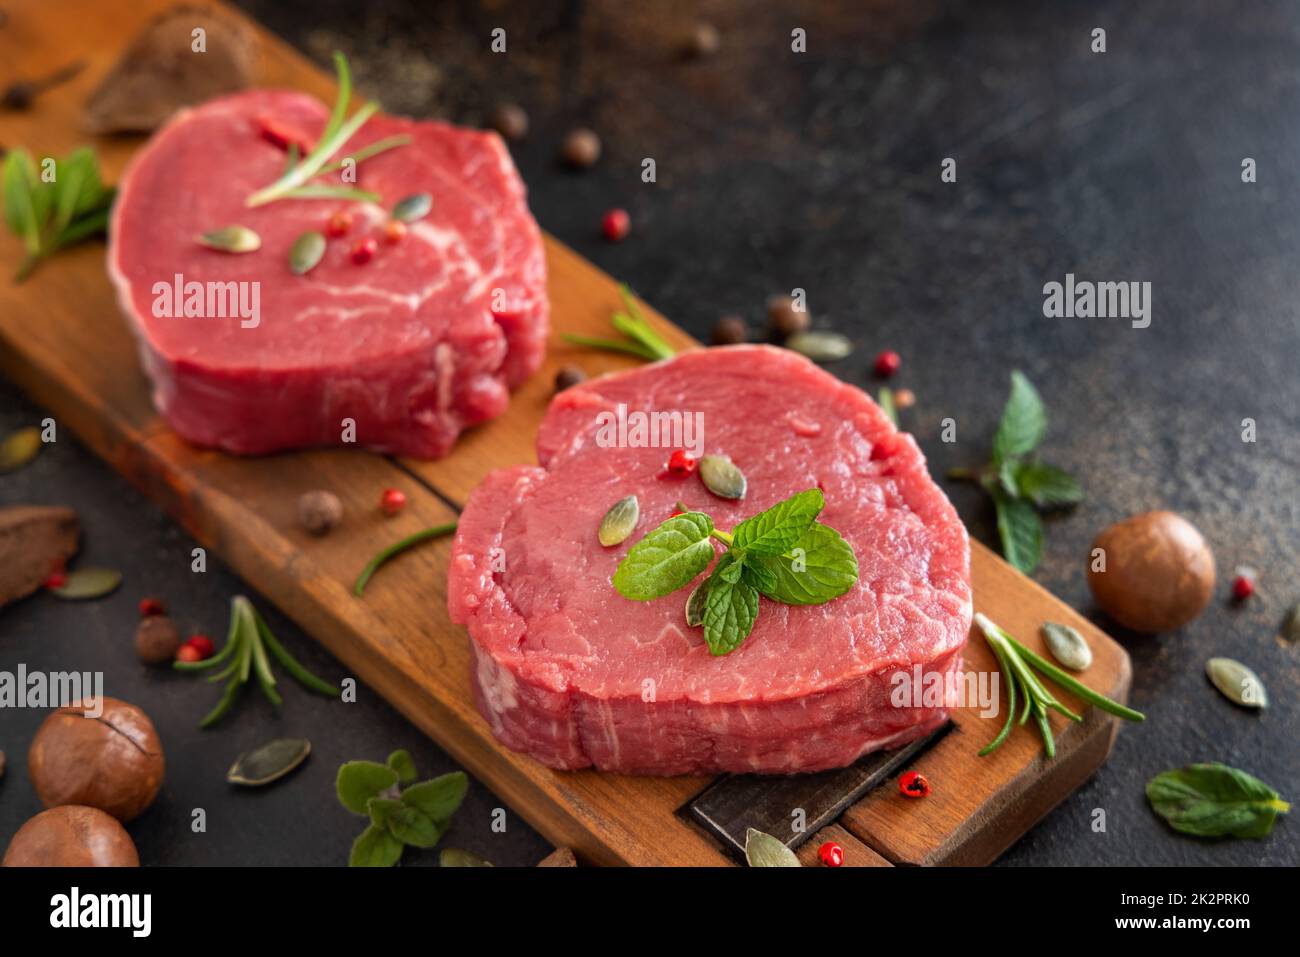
[2,0,1298,866]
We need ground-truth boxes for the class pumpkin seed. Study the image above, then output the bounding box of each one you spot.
[1206,658,1267,709]
[699,454,747,500]
[392,192,432,223]
[289,230,326,275]
[598,495,639,547]
[744,828,801,867]
[1041,621,1092,671]
[440,848,493,867]
[685,579,710,627]
[195,224,261,253]
[0,427,41,473]
[49,567,121,600]
[227,737,311,786]
[1281,603,1300,644]
[785,330,852,363]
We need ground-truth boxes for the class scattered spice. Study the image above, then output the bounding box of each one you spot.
[666,449,698,477]
[354,522,459,596]
[0,426,41,472]
[785,330,852,363]
[196,224,261,253]
[1231,570,1255,601]
[383,219,407,244]
[48,567,121,600]
[135,616,181,665]
[227,737,311,787]
[350,237,377,265]
[176,644,202,664]
[380,488,407,516]
[698,454,746,500]
[710,315,748,345]
[338,751,468,867]
[598,495,640,547]
[1206,657,1267,709]
[138,597,165,617]
[326,210,353,238]
[766,294,810,338]
[1087,511,1214,632]
[298,489,343,535]
[685,22,721,58]
[186,634,215,660]
[562,283,676,362]
[487,102,529,142]
[899,770,931,798]
[744,828,801,867]
[1041,621,1092,671]
[554,365,586,392]
[2,60,85,111]
[874,349,901,377]
[43,571,67,589]
[560,128,602,168]
[1147,763,1289,839]
[289,230,326,275]
[894,387,916,409]
[602,207,630,242]
[817,840,844,867]
[391,192,432,223]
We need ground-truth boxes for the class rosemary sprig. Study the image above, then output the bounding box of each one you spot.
[975,612,1144,759]
[562,284,676,362]
[354,521,459,596]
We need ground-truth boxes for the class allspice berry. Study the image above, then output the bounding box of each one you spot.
[686,22,721,58]
[1087,510,1216,633]
[28,697,164,822]
[135,615,181,665]
[711,315,748,345]
[2,805,139,867]
[488,102,528,142]
[767,295,810,338]
[554,365,586,392]
[560,128,601,169]
[298,489,343,536]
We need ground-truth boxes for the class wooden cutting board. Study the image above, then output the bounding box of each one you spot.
[0,0,1132,866]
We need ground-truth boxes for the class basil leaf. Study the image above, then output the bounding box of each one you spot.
[613,511,716,600]
[992,371,1046,465]
[3,149,41,253]
[732,488,823,556]
[387,748,418,785]
[703,573,759,656]
[401,771,468,822]
[745,522,858,605]
[1146,763,1290,839]
[336,760,398,814]
[349,823,404,867]
[994,490,1042,574]
[1012,461,1083,508]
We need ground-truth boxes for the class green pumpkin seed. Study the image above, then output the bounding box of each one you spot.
[598,495,639,547]
[196,225,261,253]
[699,455,747,500]
[440,848,493,867]
[289,230,326,275]
[785,330,852,363]
[227,737,311,786]
[0,427,42,473]
[1281,603,1300,644]
[685,579,710,627]
[392,193,432,223]
[49,567,121,600]
[744,828,801,867]
[1206,658,1267,709]
[1041,621,1092,671]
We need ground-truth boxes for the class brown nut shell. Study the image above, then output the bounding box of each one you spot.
[1087,510,1215,633]
[2,805,139,867]
[28,697,164,822]
[135,615,182,664]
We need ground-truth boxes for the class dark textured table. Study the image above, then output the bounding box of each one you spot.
[2,0,1297,866]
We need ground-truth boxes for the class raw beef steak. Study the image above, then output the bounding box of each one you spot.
[108,90,548,457]
[450,345,972,775]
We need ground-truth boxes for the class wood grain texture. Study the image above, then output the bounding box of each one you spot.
[0,0,1132,866]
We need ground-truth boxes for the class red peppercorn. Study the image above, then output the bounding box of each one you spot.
[817,841,845,867]
[138,597,166,617]
[175,643,203,663]
[350,237,377,265]
[326,211,353,238]
[1231,572,1255,601]
[667,450,697,477]
[601,208,630,242]
[380,487,407,516]
[383,220,407,244]
[43,571,67,589]
[899,770,931,798]
[874,349,901,377]
[186,634,215,660]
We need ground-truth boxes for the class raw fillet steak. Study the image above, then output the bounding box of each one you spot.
[107,90,548,457]
[449,345,972,775]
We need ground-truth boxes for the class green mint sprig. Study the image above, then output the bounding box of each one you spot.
[563,283,677,362]
[337,751,468,866]
[612,488,858,655]
[948,371,1082,574]
[3,146,115,281]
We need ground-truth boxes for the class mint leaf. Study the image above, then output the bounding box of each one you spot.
[613,511,716,600]
[401,771,468,822]
[349,823,404,867]
[745,523,858,605]
[992,371,1046,465]
[1146,763,1290,839]
[387,749,418,785]
[993,490,1042,573]
[717,551,744,583]
[1012,461,1083,508]
[703,573,759,656]
[732,488,823,556]
[336,761,398,814]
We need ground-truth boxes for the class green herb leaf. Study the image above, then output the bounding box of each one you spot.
[367,796,404,829]
[401,771,468,822]
[612,511,716,601]
[440,848,493,867]
[374,799,443,849]
[1012,461,1083,508]
[992,371,1046,465]
[732,488,823,557]
[745,522,858,605]
[3,149,41,252]
[703,572,759,656]
[336,761,398,815]
[1146,763,1289,839]
[993,490,1042,573]
[349,823,404,867]
[387,749,418,785]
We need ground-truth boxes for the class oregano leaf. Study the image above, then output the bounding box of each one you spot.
[349,823,404,867]
[401,771,468,822]
[336,761,398,815]
[387,748,418,785]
